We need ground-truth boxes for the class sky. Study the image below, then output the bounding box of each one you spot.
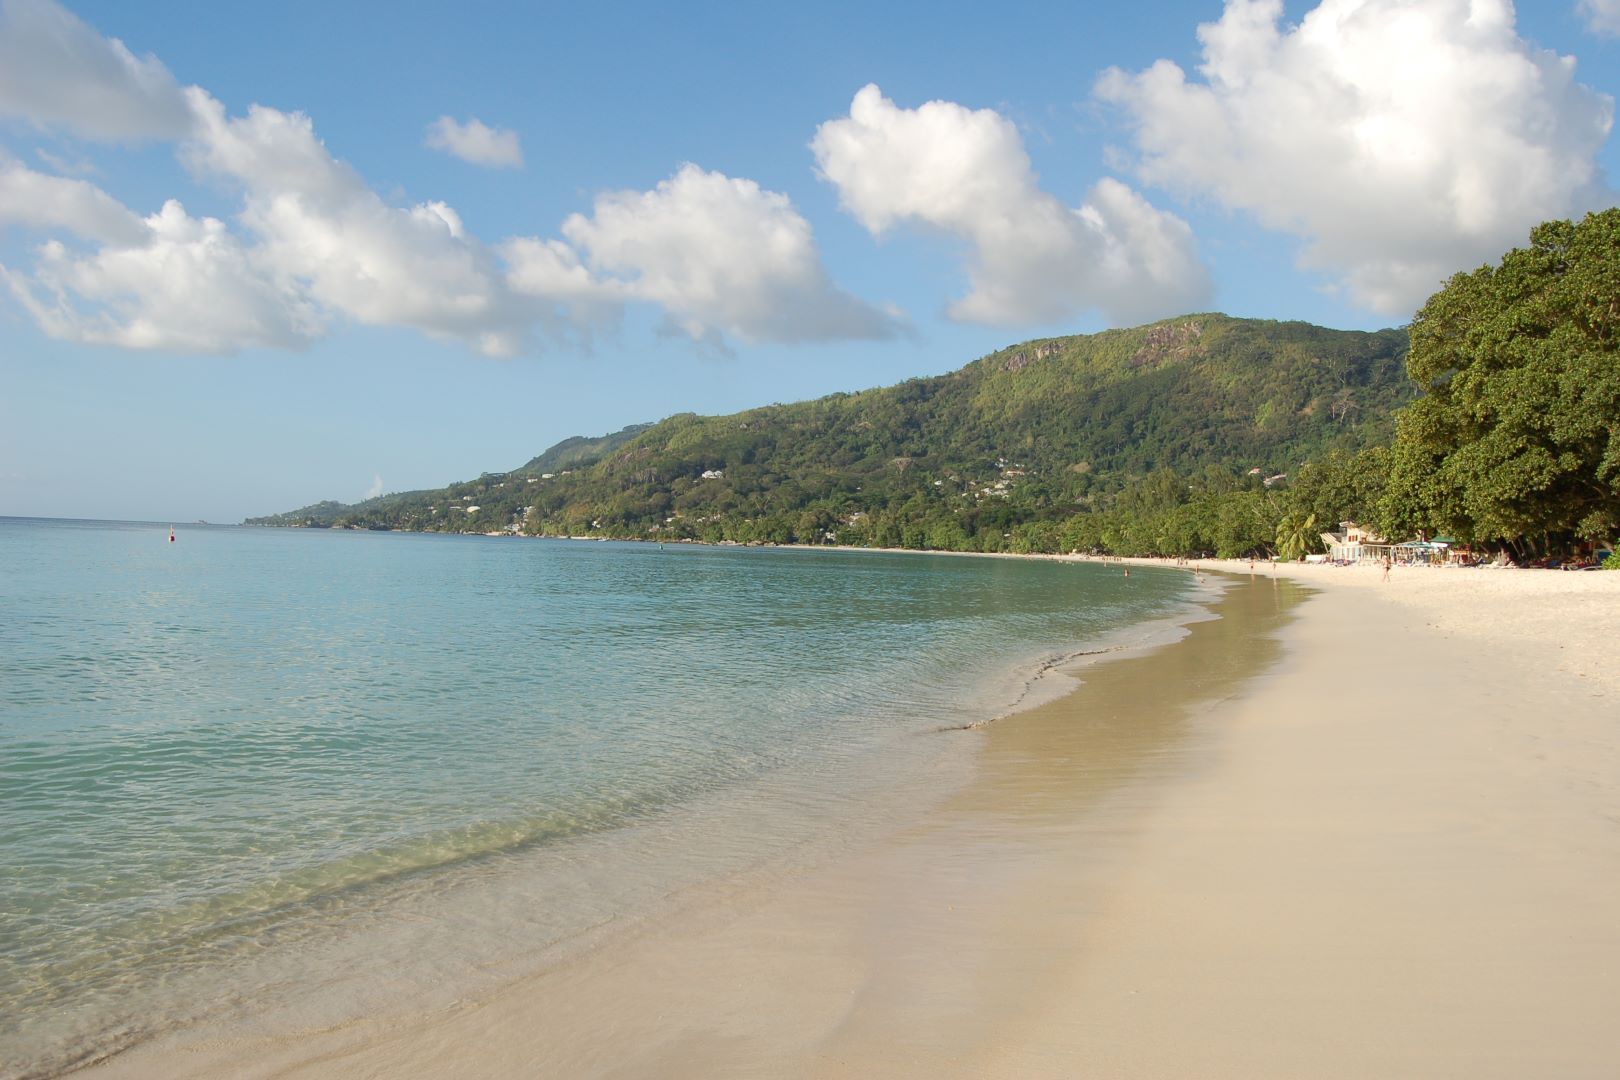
[2,0,1617,523]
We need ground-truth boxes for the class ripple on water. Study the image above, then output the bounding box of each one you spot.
[0,522,1196,1075]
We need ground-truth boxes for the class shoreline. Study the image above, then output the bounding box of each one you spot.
[63,560,1223,1080]
[75,562,1620,1077]
[1137,555,1620,694]
[42,554,1203,1080]
[1020,560,1620,1077]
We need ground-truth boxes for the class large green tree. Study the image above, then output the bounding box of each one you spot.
[1285,446,1389,532]
[1383,210,1620,552]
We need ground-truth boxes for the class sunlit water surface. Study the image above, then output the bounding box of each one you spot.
[0,518,1194,1075]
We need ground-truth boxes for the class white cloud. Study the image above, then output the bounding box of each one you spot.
[1579,0,1620,36]
[184,90,535,356]
[0,156,148,243]
[811,84,1212,328]
[500,234,622,338]
[502,236,607,303]
[4,199,323,352]
[0,0,893,356]
[1096,0,1616,315]
[0,0,193,139]
[545,163,902,346]
[4,88,542,356]
[425,116,524,169]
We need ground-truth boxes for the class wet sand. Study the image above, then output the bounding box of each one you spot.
[80,569,1620,1078]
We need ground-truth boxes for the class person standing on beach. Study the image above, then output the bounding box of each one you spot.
[1382,555,1392,582]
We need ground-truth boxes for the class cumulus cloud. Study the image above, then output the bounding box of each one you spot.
[811,84,1211,328]
[425,116,524,169]
[185,90,536,355]
[0,156,148,243]
[0,0,193,139]
[3,89,543,355]
[533,163,902,346]
[0,0,895,356]
[499,234,622,337]
[4,199,323,351]
[1579,0,1620,36]
[1096,0,1616,315]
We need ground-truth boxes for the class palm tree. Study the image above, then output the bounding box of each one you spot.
[1276,511,1318,562]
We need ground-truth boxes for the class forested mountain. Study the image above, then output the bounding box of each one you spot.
[250,424,652,529]
[516,423,654,474]
[248,313,1411,551]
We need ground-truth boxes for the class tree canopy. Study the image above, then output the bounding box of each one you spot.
[1383,209,1620,552]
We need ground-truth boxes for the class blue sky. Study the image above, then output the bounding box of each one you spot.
[2,0,1617,522]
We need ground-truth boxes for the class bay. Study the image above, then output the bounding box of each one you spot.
[0,518,1193,1075]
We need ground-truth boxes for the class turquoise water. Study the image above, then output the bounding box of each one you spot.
[0,518,1192,1075]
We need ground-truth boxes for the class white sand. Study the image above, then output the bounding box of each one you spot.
[82,564,1620,1079]
[1220,557,1620,692]
[986,563,1620,1077]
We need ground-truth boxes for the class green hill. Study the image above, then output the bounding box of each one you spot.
[247,424,653,529]
[248,313,1412,547]
[517,423,655,474]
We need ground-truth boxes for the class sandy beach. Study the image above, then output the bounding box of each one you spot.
[79,562,1620,1079]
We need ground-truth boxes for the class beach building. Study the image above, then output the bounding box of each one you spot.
[1395,539,1456,565]
[1319,521,1392,564]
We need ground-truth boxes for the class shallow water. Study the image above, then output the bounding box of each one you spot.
[0,519,1192,1075]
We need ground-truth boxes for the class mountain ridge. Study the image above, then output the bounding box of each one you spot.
[247,313,1412,547]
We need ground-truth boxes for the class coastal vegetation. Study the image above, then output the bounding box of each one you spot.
[250,211,1618,561]
[1382,210,1619,556]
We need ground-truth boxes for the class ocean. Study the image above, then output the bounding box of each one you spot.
[0,517,1194,1076]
